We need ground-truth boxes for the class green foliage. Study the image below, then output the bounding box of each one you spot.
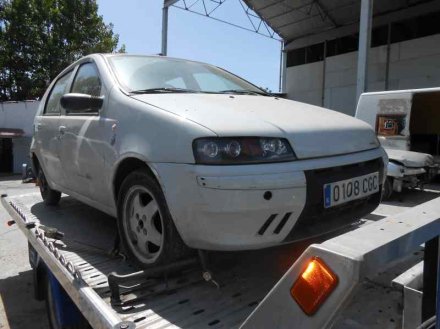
[0,0,124,101]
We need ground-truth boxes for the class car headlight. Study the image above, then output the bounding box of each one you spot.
[193,137,297,164]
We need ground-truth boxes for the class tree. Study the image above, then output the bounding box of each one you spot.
[0,0,123,101]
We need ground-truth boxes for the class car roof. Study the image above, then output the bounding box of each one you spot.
[55,53,214,84]
[100,53,213,67]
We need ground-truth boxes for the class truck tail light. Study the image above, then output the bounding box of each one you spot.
[290,257,338,315]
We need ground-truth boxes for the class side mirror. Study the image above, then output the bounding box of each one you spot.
[60,93,104,114]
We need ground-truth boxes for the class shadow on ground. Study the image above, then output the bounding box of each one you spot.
[0,270,49,329]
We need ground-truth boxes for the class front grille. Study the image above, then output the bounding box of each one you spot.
[283,158,384,242]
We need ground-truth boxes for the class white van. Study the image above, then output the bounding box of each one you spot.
[356,88,440,198]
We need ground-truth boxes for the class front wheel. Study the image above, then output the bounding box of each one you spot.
[382,177,393,201]
[117,170,188,268]
[38,168,61,206]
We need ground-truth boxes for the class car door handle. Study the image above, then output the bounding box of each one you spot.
[58,126,66,135]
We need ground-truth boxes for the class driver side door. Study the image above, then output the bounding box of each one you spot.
[36,71,74,189]
[58,61,108,204]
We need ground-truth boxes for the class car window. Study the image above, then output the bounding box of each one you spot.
[193,72,238,91]
[44,72,73,115]
[165,77,186,89]
[108,56,264,94]
[71,62,101,96]
[376,114,406,136]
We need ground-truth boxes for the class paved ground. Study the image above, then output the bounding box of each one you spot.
[0,176,439,328]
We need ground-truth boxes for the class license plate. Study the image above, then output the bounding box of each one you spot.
[323,172,379,208]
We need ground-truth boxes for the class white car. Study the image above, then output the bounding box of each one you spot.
[31,54,387,267]
[383,148,439,199]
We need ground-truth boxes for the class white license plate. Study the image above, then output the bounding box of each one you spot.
[323,172,379,208]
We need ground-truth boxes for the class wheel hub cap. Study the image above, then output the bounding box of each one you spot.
[124,187,163,263]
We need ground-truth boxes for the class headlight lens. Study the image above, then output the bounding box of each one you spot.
[193,137,296,164]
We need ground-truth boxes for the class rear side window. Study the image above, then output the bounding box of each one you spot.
[44,72,72,115]
[71,63,101,96]
[376,115,406,136]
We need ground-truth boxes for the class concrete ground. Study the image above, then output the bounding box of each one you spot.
[0,177,439,329]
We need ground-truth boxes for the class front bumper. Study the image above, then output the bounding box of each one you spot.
[153,147,386,250]
[388,162,440,192]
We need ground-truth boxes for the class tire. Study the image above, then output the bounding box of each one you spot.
[45,273,90,329]
[382,177,393,201]
[117,169,188,268]
[38,167,61,206]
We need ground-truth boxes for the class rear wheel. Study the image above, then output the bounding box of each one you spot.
[117,170,188,268]
[38,168,61,206]
[45,272,90,329]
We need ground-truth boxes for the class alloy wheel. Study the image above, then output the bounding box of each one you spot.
[122,186,164,264]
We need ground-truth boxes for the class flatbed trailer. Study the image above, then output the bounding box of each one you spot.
[2,192,440,329]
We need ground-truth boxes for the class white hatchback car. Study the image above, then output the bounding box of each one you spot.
[31,54,387,267]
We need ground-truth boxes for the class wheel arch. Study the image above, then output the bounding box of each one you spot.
[31,152,41,174]
[112,156,161,203]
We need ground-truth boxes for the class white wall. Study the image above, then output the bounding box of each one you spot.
[0,101,40,173]
[12,137,32,174]
[286,61,324,107]
[0,101,40,137]
[286,34,440,116]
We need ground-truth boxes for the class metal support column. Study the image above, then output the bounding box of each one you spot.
[356,0,374,102]
[282,49,287,94]
[422,237,439,323]
[279,41,287,93]
[321,40,327,107]
[437,238,440,329]
[384,23,392,91]
[161,0,179,56]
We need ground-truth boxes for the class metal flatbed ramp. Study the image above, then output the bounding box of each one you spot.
[1,193,291,329]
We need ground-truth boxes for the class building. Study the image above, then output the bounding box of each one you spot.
[241,0,440,116]
[0,101,39,174]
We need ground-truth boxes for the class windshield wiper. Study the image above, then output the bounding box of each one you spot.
[218,89,268,96]
[130,87,198,94]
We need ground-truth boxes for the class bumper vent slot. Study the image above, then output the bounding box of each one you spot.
[273,212,292,234]
[257,214,277,235]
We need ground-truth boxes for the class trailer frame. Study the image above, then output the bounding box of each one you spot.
[2,192,440,328]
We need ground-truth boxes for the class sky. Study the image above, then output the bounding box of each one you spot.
[96,0,282,91]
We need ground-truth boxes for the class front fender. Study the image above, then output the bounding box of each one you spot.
[387,161,404,178]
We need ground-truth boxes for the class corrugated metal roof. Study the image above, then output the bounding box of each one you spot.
[243,0,434,42]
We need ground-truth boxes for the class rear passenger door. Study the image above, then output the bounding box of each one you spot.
[58,61,107,203]
[36,71,73,188]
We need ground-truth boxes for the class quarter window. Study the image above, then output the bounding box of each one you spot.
[44,72,72,115]
[71,63,102,96]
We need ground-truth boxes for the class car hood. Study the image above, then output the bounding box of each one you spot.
[385,148,435,167]
[132,94,379,159]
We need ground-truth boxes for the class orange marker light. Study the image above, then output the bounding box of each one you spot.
[290,257,338,316]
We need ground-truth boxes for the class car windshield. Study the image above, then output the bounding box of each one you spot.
[107,55,266,95]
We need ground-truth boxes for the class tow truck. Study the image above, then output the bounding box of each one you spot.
[1,191,439,329]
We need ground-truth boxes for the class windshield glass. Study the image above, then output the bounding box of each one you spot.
[107,55,265,94]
